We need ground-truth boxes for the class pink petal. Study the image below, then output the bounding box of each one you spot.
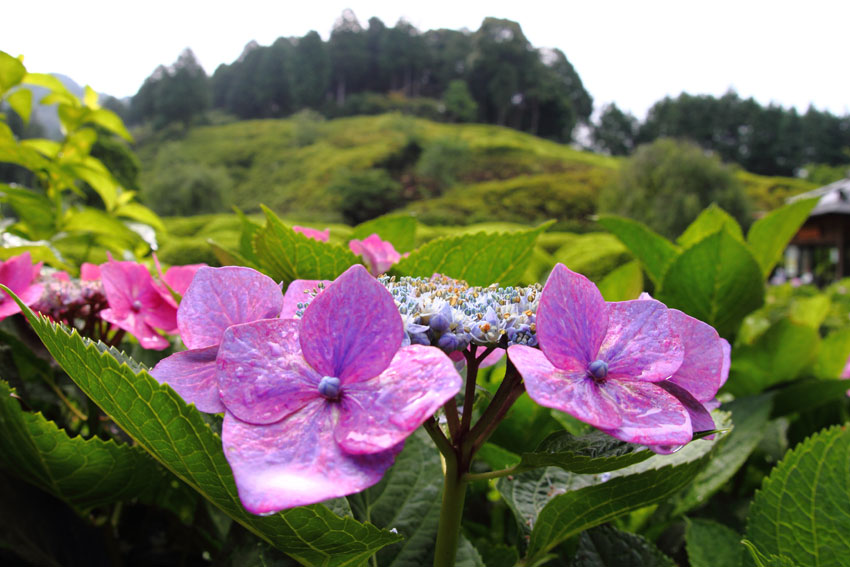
[599,380,693,446]
[100,308,170,350]
[657,380,716,438]
[51,271,70,282]
[0,253,36,294]
[178,266,283,350]
[222,405,397,514]
[348,234,401,276]
[280,279,330,319]
[300,265,402,384]
[100,260,178,332]
[80,263,101,280]
[535,264,608,373]
[150,346,224,413]
[335,344,462,454]
[666,310,726,401]
[293,225,330,242]
[217,319,319,425]
[508,345,622,430]
[448,346,505,368]
[164,264,206,296]
[599,300,684,383]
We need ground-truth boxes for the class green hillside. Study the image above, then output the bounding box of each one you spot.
[135,113,816,229]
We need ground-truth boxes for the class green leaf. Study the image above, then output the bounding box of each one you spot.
[253,206,360,284]
[0,183,57,239]
[514,430,653,475]
[1,289,401,566]
[393,221,553,286]
[476,443,521,471]
[788,294,831,329]
[570,524,675,567]
[7,88,32,123]
[770,378,850,418]
[725,319,820,397]
[0,51,26,93]
[352,213,417,253]
[61,207,141,248]
[673,396,772,515]
[523,457,708,564]
[0,379,173,512]
[348,432,443,566]
[658,229,764,338]
[745,424,850,567]
[87,108,133,142]
[114,202,166,234]
[597,215,680,287]
[741,540,798,567]
[747,198,818,278]
[209,240,257,268]
[67,157,118,211]
[677,204,745,249]
[597,260,643,301]
[813,327,850,379]
[455,536,486,567]
[234,206,262,263]
[22,72,68,93]
[685,518,743,567]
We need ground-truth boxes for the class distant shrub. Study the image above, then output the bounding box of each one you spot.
[415,136,471,192]
[599,138,752,238]
[332,93,443,121]
[143,147,232,216]
[291,109,325,147]
[327,168,405,224]
[156,236,221,266]
[443,80,478,123]
[737,171,816,211]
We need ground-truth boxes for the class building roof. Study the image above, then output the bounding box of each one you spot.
[789,177,850,216]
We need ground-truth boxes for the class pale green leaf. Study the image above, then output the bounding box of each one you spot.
[745,425,850,567]
[22,72,68,93]
[83,85,98,108]
[788,294,831,329]
[67,157,118,211]
[747,198,818,278]
[7,88,32,124]
[658,230,764,338]
[393,221,553,286]
[114,202,166,234]
[21,138,61,158]
[0,290,401,566]
[597,215,680,287]
[0,51,26,93]
[352,213,417,253]
[87,108,133,142]
[813,327,850,379]
[254,206,360,284]
[597,260,643,301]
[677,204,744,248]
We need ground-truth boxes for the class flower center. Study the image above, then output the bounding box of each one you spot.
[131,300,143,312]
[588,359,608,381]
[317,376,342,400]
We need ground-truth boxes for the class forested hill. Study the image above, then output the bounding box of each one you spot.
[134,113,815,229]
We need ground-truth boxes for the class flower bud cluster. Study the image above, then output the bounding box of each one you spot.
[378,274,541,353]
[31,277,108,324]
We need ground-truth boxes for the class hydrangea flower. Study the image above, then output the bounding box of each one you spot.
[293,225,330,242]
[216,264,462,512]
[0,252,44,321]
[98,259,179,350]
[349,234,401,276]
[151,266,284,412]
[279,279,329,319]
[508,264,695,448]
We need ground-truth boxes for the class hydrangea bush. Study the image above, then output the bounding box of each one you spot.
[2,52,850,567]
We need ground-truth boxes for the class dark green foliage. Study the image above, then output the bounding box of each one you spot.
[89,133,140,192]
[443,80,478,122]
[415,136,471,191]
[592,103,638,156]
[129,48,209,129]
[328,168,405,224]
[142,147,230,216]
[600,138,752,238]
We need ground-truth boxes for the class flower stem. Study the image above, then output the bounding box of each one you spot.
[464,464,519,482]
[433,446,467,567]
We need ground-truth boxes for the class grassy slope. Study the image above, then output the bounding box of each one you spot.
[136,113,816,228]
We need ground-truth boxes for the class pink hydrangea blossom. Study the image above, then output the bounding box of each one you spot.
[151,266,284,412]
[80,263,101,281]
[99,259,179,350]
[216,264,462,513]
[349,234,401,276]
[293,225,330,242]
[508,264,695,448]
[0,253,44,321]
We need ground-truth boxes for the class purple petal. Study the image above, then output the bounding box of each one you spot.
[667,309,726,401]
[535,264,607,372]
[335,345,462,454]
[178,266,283,350]
[599,381,693,446]
[658,380,716,438]
[719,339,731,388]
[599,300,684,382]
[280,279,329,319]
[300,265,402,383]
[222,404,398,514]
[217,319,320,425]
[150,346,224,413]
[508,345,622,430]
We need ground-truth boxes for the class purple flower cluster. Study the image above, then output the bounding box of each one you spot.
[151,265,462,513]
[508,264,729,452]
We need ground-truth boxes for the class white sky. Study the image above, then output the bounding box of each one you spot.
[5,0,849,119]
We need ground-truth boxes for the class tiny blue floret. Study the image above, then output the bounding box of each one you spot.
[588,359,608,380]
[318,376,342,399]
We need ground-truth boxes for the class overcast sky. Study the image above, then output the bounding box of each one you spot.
[6,0,849,119]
